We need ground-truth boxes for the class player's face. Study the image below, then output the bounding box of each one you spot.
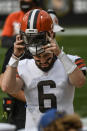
[33,52,53,68]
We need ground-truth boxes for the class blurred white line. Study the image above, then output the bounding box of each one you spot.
[0,28,87,36]
[57,28,87,36]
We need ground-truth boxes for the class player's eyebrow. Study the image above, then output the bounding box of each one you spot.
[35,59,40,62]
[36,57,52,63]
[35,52,52,60]
[42,52,51,57]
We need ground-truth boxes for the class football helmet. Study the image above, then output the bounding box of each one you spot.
[20,9,53,55]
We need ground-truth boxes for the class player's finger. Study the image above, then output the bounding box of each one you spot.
[16,34,22,41]
[15,44,25,49]
[42,43,51,49]
[16,35,20,41]
[47,35,55,43]
[17,40,24,44]
[16,35,24,44]
[14,39,24,47]
[45,46,55,51]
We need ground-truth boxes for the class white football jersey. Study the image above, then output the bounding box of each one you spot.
[17,55,86,130]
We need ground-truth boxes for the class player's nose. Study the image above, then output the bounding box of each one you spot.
[40,58,46,64]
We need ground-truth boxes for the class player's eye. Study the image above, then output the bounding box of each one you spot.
[35,59,40,63]
[47,57,52,61]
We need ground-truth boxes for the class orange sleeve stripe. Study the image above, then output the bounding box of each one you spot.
[75,59,84,64]
[77,64,86,69]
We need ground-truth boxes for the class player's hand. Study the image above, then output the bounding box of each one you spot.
[14,35,25,57]
[43,36,61,56]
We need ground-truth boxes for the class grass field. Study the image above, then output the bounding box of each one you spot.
[0,35,87,122]
[0,47,8,122]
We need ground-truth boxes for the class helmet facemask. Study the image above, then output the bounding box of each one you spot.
[20,29,50,56]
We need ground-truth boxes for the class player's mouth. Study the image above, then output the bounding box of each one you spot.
[36,57,52,67]
[40,63,49,67]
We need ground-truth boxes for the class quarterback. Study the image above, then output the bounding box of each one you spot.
[1,9,86,130]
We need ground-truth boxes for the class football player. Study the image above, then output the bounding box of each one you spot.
[1,9,86,130]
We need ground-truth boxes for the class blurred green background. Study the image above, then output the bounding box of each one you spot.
[0,35,87,122]
[57,35,87,117]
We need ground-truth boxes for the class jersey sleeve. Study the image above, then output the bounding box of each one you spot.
[67,54,87,75]
[17,60,26,79]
